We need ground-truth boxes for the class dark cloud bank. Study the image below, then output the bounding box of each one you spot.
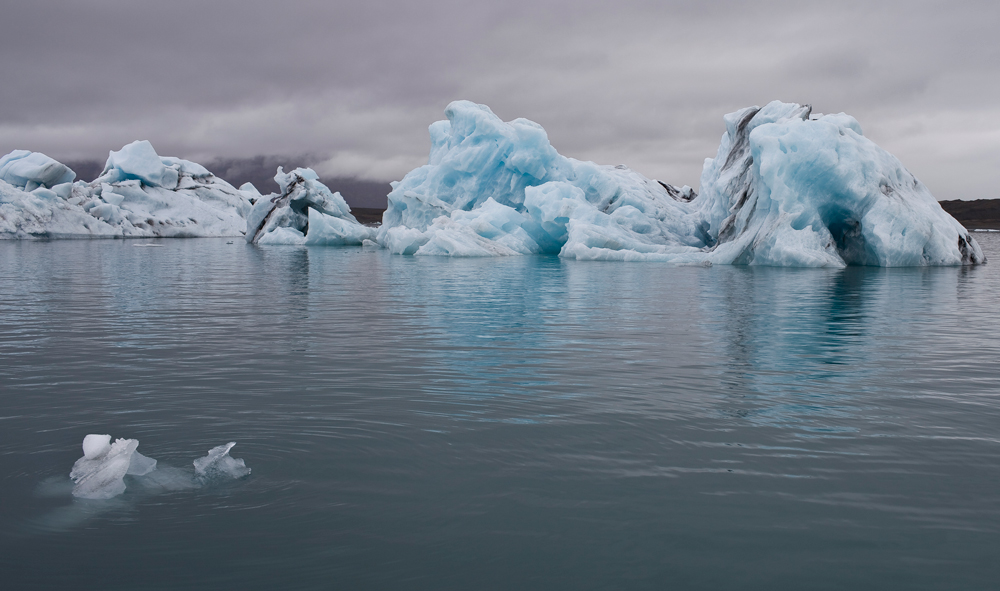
[2,0,998,204]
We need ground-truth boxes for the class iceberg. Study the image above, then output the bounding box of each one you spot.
[377,100,982,266]
[246,167,375,245]
[377,101,705,258]
[0,141,254,239]
[193,442,250,479]
[696,103,983,266]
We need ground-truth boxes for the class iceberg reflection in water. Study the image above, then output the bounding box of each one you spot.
[1,236,999,590]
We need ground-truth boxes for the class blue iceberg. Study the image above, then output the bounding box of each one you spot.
[378,100,983,266]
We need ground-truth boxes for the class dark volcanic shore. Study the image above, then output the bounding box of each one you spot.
[940,199,1000,230]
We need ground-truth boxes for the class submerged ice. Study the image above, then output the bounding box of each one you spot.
[377,100,982,266]
[68,434,249,500]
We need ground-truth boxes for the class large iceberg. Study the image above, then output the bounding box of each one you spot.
[697,103,983,266]
[246,167,375,245]
[0,141,253,239]
[377,100,983,266]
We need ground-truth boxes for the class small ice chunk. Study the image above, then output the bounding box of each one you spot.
[70,437,139,499]
[193,442,250,479]
[70,434,158,498]
[82,433,112,459]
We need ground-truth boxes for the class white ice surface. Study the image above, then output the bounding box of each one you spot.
[376,100,982,266]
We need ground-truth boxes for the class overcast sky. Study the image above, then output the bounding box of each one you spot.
[1,0,997,199]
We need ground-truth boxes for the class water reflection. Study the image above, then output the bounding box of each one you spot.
[696,264,983,432]
[3,238,1000,590]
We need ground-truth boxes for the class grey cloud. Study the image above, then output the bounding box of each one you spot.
[1,0,998,199]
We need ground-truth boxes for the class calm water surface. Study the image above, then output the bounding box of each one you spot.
[2,235,1000,590]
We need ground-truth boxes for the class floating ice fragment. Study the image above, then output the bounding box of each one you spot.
[69,434,158,499]
[70,437,140,499]
[193,442,250,480]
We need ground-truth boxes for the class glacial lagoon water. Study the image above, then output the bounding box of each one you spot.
[2,235,1000,590]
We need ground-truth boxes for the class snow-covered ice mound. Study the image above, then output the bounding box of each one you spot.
[377,100,982,266]
[0,141,253,239]
[246,167,375,245]
[67,433,249,500]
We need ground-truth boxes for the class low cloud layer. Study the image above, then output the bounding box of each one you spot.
[2,0,998,199]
